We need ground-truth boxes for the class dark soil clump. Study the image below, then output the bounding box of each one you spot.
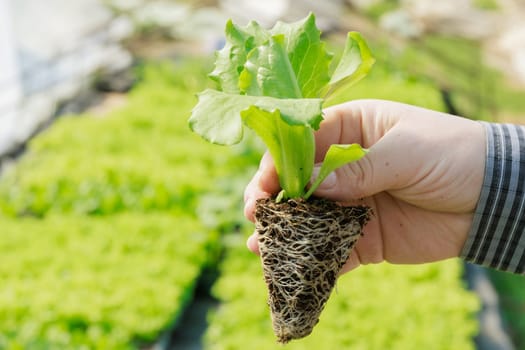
[254,197,371,343]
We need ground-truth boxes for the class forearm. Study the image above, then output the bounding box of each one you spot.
[461,122,525,274]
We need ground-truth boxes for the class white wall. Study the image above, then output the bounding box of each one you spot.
[0,0,21,126]
[0,0,132,158]
[0,0,22,156]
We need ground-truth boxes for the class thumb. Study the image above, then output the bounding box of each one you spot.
[312,130,409,201]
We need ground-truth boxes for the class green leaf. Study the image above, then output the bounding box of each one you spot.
[325,32,375,101]
[241,106,315,199]
[239,35,303,98]
[189,89,323,145]
[305,144,368,199]
[238,13,334,99]
[209,20,270,93]
[271,13,333,98]
[189,15,375,200]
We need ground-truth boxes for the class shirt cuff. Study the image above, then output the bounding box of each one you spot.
[461,122,525,274]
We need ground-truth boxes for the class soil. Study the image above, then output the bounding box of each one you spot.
[254,197,371,343]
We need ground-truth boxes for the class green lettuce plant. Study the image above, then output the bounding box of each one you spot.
[189,13,374,201]
[190,13,376,343]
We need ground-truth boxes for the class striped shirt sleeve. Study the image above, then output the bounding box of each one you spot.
[461,122,525,274]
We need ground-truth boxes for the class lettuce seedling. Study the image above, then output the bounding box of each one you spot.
[189,13,374,201]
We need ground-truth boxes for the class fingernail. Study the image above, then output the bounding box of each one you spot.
[317,171,336,189]
[310,166,321,184]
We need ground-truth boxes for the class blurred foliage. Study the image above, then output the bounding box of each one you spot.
[0,214,215,349]
[388,35,500,120]
[206,232,479,350]
[356,33,525,121]
[361,0,499,17]
[0,61,255,218]
[324,56,445,111]
[487,270,525,349]
[0,59,245,349]
[472,0,500,11]
[359,0,401,21]
[338,4,525,121]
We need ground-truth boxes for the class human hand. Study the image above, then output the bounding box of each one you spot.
[244,99,486,273]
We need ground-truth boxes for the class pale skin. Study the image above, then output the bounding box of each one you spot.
[244,99,486,273]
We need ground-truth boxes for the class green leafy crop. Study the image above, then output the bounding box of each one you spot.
[189,13,375,200]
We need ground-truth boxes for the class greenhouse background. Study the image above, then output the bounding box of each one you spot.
[1,0,525,349]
